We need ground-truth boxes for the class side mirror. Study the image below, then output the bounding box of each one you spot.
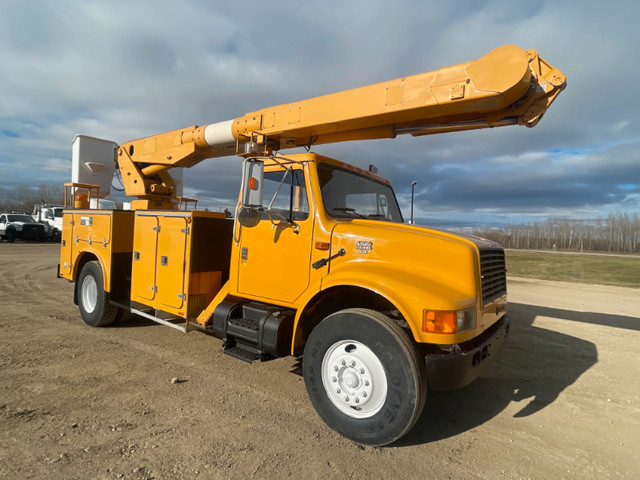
[241,158,264,208]
[237,207,261,228]
[239,159,264,228]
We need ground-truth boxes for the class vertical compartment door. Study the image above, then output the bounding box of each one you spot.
[131,215,159,302]
[156,216,189,311]
[59,212,75,276]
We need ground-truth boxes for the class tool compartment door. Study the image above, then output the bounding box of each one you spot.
[131,214,159,302]
[156,215,189,311]
[59,212,75,277]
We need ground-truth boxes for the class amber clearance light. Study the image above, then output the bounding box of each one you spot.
[422,308,476,334]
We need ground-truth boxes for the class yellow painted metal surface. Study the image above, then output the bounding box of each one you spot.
[196,281,230,326]
[131,215,159,302]
[221,153,502,348]
[59,210,135,293]
[115,45,565,205]
[59,213,75,278]
[156,216,188,311]
[62,150,506,354]
[323,221,482,344]
[64,45,560,351]
[234,163,315,304]
[129,210,227,319]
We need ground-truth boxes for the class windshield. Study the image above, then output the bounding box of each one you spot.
[54,208,63,218]
[317,163,403,222]
[8,215,37,223]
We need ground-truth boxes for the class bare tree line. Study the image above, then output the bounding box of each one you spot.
[2,185,638,254]
[473,212,640,254]
[0,185,65,213]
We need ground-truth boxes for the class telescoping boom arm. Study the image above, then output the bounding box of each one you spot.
[116,45,566,201]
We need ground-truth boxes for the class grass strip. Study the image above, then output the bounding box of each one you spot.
[505,250,640,288]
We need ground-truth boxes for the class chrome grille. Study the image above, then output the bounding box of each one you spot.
[479,248,506,306]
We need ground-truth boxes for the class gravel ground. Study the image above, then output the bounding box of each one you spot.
[1,243,638,479]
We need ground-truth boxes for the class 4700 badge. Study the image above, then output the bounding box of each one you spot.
[355,240,373,254]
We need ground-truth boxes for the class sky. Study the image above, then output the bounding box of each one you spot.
[1,0,638,227]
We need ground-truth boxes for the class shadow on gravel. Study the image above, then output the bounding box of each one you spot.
[397,302,602,447]
[111,313,157,328]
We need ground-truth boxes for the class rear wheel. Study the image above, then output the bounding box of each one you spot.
[303,308,427,446]
[77,261,121,327]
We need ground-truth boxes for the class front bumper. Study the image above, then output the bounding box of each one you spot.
[425,314,510,391]
[16,225,46,240]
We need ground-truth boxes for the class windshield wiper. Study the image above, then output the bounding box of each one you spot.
[332,207,366,219]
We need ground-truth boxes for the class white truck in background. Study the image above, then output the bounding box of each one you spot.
[32,204,64,242]
[32,200,117,242]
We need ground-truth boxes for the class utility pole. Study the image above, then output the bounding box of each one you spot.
[410,181,418,225]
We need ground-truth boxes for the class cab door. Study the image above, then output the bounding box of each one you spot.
[236,167,314,304]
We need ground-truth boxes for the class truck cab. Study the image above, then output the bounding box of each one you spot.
[1,213,47,242]
[228,153,508,380]
[32,205,64,242]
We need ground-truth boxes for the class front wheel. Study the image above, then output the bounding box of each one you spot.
[303,308,427,446]
[77,261,121,327]
[5,228,15,242]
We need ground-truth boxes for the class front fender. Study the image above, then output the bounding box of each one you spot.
[320,260,476,344]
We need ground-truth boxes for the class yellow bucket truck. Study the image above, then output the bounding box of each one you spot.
[59,46,565,446]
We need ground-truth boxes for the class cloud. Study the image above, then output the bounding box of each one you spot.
[0,0,639,226]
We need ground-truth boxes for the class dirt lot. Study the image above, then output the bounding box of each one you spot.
[1,243,638,480]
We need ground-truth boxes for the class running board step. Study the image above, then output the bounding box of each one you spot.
[224,344,263,363]
[111,300,207,333]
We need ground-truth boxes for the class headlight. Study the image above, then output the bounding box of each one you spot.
[422,307,476,334]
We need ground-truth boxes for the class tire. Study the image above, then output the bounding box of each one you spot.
[303,308,427,446]
[5,228,15,242]
[77,261,121,327]
[51,229,61,243]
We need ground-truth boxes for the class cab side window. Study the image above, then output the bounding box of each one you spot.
[262,169,309,221]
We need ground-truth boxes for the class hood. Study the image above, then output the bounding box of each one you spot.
[328,220,501,311]
[9,220,40,226]
[332,219,502,251]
